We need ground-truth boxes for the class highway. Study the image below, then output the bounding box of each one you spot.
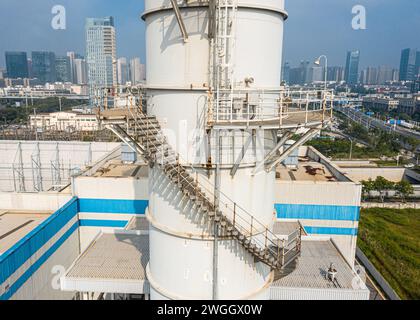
[335,105,420,141]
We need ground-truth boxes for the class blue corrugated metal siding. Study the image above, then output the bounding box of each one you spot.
[0,197,150,300]
[78,198,148,214]
[79,219,128,228]
[0,222,79,300]
[275,203,360,221]
[304,226,358,236]
[0,197,78,285]
[0,197,79,300]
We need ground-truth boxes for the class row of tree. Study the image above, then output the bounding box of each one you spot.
[0,98,85,125]
[361,176,414,202]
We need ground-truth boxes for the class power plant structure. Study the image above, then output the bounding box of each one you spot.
[104,0,333,300]
[0,0,371,301]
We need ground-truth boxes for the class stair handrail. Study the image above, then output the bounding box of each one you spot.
[103,88,301,267]
[133,104,299,264]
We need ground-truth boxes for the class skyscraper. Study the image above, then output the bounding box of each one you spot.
[399,48,420,81]
[281,62,290,84]
[67,52,76,83]
[74,58,88,84]
[288,68,301,85]
[85,16,117,92]
[117,57,128,85]
[310,66,323,83]
[377,65,394,84]
[344,50,360,85]
[27,59,33,78]
[301,61,312,84]
[5,52,29,79]
[55,56,71,83]
[31,51,56,84]
[392,69,400,82]
[129,57,145,84]
[288,61,310,85]
[327,66,344,82]
[360,67,377,85]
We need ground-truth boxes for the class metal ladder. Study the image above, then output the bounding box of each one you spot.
[214,0,238,122]
[107,105,302,271]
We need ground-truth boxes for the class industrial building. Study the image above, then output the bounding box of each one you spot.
[0,1,369,300]
[0,141,368,300]
[29,111,99,132]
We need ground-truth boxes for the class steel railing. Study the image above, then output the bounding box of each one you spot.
[111,98,302,268]
[210,88,334,127]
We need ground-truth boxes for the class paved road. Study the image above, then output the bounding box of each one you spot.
[335,105,420,141]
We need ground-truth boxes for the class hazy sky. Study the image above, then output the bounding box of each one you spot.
[0,0,419,69]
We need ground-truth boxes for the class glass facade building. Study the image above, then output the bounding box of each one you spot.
[85,16,117,97]
[399,48,420,81]
[55,56,72,83]
[344,50,360,85]
[32,51,56,84]
[5,51,29,79]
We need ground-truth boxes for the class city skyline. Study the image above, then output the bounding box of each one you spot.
[2,48,414,87]
[0,0,419,69]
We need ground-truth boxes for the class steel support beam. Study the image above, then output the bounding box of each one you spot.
[266,128,320,172]
[170,0,189,43]
[230,130,254,177]
[106,124,147,157]
[213,130,222,300]
[208,0,217,39]
[252,131,293,175]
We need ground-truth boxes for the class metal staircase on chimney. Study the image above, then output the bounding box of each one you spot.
[107,103,302,271]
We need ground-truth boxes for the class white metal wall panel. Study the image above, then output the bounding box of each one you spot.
[0,192,72,211]
[0,141,119,192]
[234,9,284,87]
[342,167,406,183]
[75,177,148,200]
[275,181,362,207]
[145,10,210,87]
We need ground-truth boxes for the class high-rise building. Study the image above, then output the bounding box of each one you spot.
[412,76,420,94]
[31,51,56,84]
[117,57,129,85]
[377,65,394,85]
[281,62,290,84]
[55,56,72,83]
[310,66,323,83]
[327,66,344,82]
[344,50,360,85]
[302,61,312,84]
[360,67,377,85]
[288,68,301,85]
[27,59,33,78]
[129,57,145,84]
[85,17,117,92]
[392,69,400,82]
[287,61,310,85]
[67,52,85,84]
[67,52,76,83]
[5,51,29,79]
[399,48,420,81]
[74,58,88,85]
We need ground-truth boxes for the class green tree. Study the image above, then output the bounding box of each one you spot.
[373,176,395,203]
[394,180,414,202]
[361,179,375,201]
